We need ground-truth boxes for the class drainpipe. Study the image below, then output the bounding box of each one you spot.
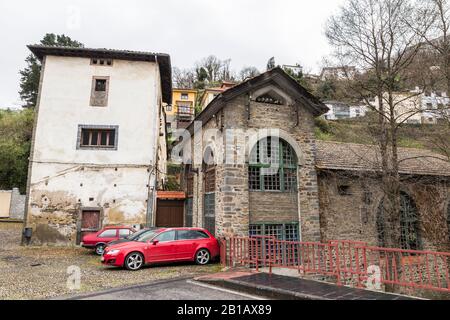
[146,167,156,228]
[146,54,161,228]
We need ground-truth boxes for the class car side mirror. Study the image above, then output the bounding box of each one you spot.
[152,240,159,246]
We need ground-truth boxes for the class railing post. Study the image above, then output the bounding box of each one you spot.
[269,238,273,275]
[255,238,259,272]
[355,247,362,288]
[335,243,342,286]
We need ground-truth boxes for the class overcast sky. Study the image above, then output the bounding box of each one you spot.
[0,0,344,108]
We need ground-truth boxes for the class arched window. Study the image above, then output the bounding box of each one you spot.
[376,192,421,250]
[203,147,216,236]
[248,138,297,192]
[184,165,194,227]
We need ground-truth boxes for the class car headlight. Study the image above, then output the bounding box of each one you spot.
[107,249,120,256]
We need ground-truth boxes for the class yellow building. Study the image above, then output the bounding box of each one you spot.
[166,88,197,130]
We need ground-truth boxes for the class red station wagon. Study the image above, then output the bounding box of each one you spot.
[101,228,220,270]
[81,226,136,255]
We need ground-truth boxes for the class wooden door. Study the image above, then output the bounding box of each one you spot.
[78,210,101,244]
[156,200,184,227]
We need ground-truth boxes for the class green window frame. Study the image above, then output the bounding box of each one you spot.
[377,192,421,251]
[447,201,450,241]
[249,223,299,241]
[248,138,297,192]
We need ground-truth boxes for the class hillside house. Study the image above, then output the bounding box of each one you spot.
[23,46,171,245]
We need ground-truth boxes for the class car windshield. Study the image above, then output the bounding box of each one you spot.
[132,229,162,242]
[126,229,150,240]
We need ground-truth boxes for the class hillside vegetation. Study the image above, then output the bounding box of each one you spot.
[314,116,450,157]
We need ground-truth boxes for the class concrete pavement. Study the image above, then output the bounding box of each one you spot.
[66,277,265,300]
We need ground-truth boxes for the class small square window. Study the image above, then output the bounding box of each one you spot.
[181,93,189,100]
[337,185,352,196]
[95,79,107,92]
[91,58,113,66]
[90,76,109,107]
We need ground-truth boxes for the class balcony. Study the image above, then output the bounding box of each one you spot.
[177,110,194,121]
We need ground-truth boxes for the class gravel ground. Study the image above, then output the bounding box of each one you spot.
[0,222,222,300]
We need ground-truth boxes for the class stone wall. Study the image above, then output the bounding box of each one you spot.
[318,170,450,252]
[0,188,25,220]
[9,188,26,220]
[187,85,322,241]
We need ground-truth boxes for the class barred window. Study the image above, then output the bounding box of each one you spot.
[377,192,421,250]
[204,165,216,193]
[249,223,299,241]
[264,224,283,239]
[249,225,262,237]
[248,138,297,192]
[204,193,215,236]
[186,167,194,197]
[185,198,193,227]
[448,201,450,241]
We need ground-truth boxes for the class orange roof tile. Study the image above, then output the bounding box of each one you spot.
[157,191,186,200]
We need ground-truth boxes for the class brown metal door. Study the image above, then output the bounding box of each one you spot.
[156,200,184,227]
[78,210,101,244]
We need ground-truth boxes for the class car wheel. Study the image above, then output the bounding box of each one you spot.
[124,252,144,271]
[195,249,210,265]
[95,244,105,255]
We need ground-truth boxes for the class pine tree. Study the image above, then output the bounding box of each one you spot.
[19,33,84,108]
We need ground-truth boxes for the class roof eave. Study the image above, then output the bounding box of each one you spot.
[27,45,173,104]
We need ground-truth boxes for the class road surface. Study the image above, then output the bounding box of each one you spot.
[70,277,264,300]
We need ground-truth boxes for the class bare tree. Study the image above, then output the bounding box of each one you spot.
[172,67,196,89]
[414,0,450,158]
[238,66,260,81]
[326,0,433,249]
[415,0,450,91]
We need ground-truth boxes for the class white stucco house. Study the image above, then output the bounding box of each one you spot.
[371,89,449,124]
[324,101,368,120]
[23,45,171,245]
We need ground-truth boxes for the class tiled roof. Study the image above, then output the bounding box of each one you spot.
[27,45,172,104]
[316,141,450,177]
[188,67,329,134]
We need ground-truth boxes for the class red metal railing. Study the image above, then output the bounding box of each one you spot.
[219,237,450,295]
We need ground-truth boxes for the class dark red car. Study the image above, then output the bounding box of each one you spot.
[101,228,220,270]
[81,226,136,255]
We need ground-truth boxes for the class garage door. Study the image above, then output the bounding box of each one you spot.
[156,200,184,227]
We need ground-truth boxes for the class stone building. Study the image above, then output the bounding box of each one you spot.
[182,68,450,250]
[316,141,450,252]
[23,46,171,245]
[0,188,26,220]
